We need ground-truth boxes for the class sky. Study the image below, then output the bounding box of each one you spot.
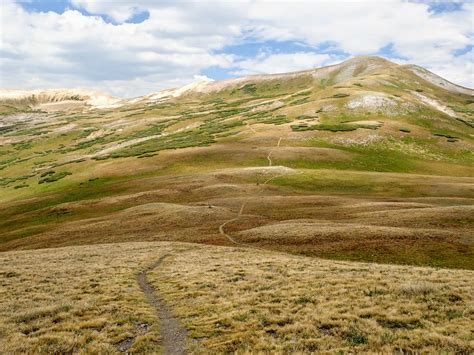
[0,0,472,97]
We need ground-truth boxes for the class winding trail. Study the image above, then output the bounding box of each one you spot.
[266,137,282,166]
[137,255,187,355]
[137,136,284,349]
[218,202,247,244]
[219,137,284,245]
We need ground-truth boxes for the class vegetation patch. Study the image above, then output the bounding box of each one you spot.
[14,184,29,189]
[0,174,33,186]
[449,105,474,114]
[216,108,247,118]
[12,141,33,150]
[0,243,165,353]
[110,130,215,158]
[239,83,257,95]
[433,133,459,142]
[332,93,350,98]
[38,171,72,184]
[289,97,310,105]
[40,170,56,178]
[345,325,368,345]
[128,123,168,139]
[291,122,378,132]
[257,115,291,125]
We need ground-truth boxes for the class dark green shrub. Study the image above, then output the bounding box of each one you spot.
[332,93,350,98]
[38,171,72,184]
[346,325,368,345]
[240,83,257,95]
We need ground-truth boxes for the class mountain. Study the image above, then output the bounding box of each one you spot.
[0,56,473,269]
[1,55,473,354]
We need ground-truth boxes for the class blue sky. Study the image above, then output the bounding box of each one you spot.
[18,0,151,24]
[2,0,472,97]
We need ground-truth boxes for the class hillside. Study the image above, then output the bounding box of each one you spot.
[0,56,473,268]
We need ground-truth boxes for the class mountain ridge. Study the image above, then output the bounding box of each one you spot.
[1,56,471,110]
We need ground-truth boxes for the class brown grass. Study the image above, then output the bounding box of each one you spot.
[0,241,472,353]
[152,244,474,353]
[0,242,186,353]
[0,168,472,268]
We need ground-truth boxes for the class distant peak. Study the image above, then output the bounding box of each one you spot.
[344,55,396,65]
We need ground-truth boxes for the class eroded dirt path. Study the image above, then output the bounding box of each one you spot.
[137,255,187,355]
[266,137,282,166]
[218,202,247,244]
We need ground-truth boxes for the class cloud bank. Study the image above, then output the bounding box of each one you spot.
[1,0,472,97]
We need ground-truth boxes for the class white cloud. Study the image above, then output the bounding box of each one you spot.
[245,0,473,87]
[0,0,472,97]
[232,52,341,76]
[70,0,145,23]
[0,1,237,96]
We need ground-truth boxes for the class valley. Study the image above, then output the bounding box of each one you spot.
[0,56,473,352]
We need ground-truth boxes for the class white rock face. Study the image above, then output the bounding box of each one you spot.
[411,91,457,117]
[346,92,397,110]
[407,66,473,95]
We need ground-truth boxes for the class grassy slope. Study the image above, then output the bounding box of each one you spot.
[0,56,473,269]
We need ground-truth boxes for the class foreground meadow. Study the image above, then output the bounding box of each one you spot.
[0,241,472,353]
[0,242,188,353]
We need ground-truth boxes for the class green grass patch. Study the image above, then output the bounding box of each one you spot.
[257,115,291,125]
[239,83,257,95]
[292,123,378,132]
[288,139,422,173]
[38,171,72,184]
[127,123,168,139]
[345,325,368,345]
[110,130,215,158]
[12,141,33,150]
[0,174,33,187]
[332,93,350,98]
[289,97,310,105]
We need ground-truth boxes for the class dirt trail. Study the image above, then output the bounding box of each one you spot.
[219,137,283,245]
[267,137,281,166]
[137,255,187,355]
[218,202,246,244]
[267,154,272,166]
[246,121,256,133]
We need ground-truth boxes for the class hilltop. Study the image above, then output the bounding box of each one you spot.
[0,55,473,268]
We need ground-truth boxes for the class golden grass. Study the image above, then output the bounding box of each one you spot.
[152,245,474,353]
[0,242,185,353]
[1,241,472,353]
